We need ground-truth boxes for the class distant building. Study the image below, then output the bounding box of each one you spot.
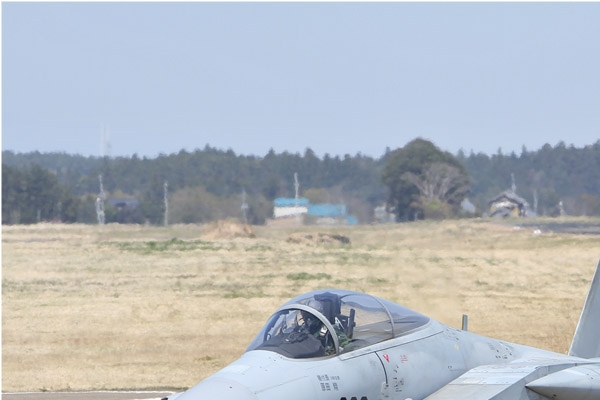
[488,191,530,218]
[307,203,347,218]
[374,204,395,223]
[273,198,357,225]
[273,197,309,219]
[107,198,140,210]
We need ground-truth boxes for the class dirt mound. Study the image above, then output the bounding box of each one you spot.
[286,232,350,245]
[202,220,255,240]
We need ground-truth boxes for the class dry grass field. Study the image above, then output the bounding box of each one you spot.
[2,218,599,392]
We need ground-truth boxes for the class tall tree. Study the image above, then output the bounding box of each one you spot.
[382,138,469,220]
[2,164,80,224]
[2,165,26,224]
[402,163,470,219]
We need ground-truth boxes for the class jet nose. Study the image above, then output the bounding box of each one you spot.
[175,377,258,400]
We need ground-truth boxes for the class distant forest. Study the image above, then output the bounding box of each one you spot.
[3,140,600,225]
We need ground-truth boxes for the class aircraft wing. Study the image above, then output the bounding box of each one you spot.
[527,362,600,400]
[428,260,600,400]
[425,360,600,400]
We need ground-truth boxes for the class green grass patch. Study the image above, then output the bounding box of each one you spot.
[222,287,266,299]
[106,238,225,254]
[286,272,332,281]
[367,277,389,284]
[245,243,274,252]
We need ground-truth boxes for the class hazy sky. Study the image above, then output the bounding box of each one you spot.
[3,2,600,159]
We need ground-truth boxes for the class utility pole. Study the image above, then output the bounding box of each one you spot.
[96,174,106,225]
[511,172,517,193]
[164,181,169,227]
[294,172,300,223]
[241,188,249,224]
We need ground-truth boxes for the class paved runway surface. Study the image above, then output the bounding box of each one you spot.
[2,392,176,400]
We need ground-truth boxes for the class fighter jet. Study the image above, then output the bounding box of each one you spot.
[165,260,600,400]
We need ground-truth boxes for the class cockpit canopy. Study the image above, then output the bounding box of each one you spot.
[246,289,429,359]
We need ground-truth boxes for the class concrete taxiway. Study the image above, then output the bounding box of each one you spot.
[2,391,175,400]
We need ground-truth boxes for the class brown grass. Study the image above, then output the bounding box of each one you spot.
[2,218,599,392]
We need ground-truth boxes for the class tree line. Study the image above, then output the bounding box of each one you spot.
[3,139,600,225]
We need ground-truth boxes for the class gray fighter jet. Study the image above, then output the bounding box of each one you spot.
[165,260,600,400]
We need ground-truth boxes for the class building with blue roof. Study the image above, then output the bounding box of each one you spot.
[273,198,357,225]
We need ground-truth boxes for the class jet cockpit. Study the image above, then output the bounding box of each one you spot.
[246,289,429,359]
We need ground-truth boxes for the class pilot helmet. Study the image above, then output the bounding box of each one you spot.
[302,299,324,332]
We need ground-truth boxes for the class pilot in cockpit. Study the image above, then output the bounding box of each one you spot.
[301,300,325,334]
[249,293,357,358]
[299,299,349,355]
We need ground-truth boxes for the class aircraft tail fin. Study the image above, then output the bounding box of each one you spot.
[568,259,600,358]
